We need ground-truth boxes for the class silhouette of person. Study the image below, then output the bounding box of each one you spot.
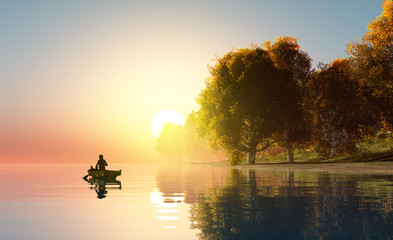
[95,154,108,170]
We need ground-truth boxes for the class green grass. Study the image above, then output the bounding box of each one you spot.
[255,138,393,164]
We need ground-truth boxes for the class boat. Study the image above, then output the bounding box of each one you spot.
[86,167,121,179]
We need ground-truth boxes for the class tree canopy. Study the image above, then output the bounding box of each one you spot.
[304,59,373,158]
[197,38,309,165]
[347,0,393,123]
[156,1,393,165]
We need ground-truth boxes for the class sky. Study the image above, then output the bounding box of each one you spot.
[0,0,383,163]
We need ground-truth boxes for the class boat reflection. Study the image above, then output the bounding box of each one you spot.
[85,178,122,199]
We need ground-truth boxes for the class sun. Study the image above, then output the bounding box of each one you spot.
[151,109,185,138]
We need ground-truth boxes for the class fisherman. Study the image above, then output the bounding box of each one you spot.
[95,154,108,170]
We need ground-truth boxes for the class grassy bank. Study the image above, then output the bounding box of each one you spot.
[255,138,393,164]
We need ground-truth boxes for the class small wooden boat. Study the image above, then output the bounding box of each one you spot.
[87,167,121,179]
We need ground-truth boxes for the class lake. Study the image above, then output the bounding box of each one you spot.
[1,162,393,239]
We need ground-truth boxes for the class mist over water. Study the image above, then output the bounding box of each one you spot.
[1,162,393,239]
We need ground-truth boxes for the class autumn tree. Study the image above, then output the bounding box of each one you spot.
[347,0,393,124]
[265,37,312,161]
[265,36,312,89]
[197,42,305,165]
[305,59,372,158]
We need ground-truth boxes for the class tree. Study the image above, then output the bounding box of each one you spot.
[265,36,312,89]
[265,37,312,161]
[155,113,224,162]
[197,42,305,165]
[155,123,185,161]
[183,112,225,161]
[347,0,393,123]
[304,59,372,158]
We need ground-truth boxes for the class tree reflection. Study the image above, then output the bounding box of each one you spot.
[190,169,313,239]
[155,164,228,204]
[190,169,393,239]
[304,174,393,239]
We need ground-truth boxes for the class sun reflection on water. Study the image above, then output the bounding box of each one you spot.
[156,209,179,213]
[150,187,185,228]
[163,226,177,229]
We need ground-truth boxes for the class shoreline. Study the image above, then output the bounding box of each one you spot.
[233,161,393,174]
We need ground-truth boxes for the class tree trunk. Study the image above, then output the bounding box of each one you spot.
[287,147,294,163]
[247,125,257,164]
[247,147,256,164]
[331,145,337,158]
[331,134,338,157]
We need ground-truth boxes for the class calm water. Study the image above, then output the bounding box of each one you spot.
[1,163,393,239]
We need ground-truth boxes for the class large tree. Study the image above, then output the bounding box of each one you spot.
[265,36,312,89]
[347,0,393,123]
[265,37,312,161]
[305,59,373,158]
[197,43,304,165]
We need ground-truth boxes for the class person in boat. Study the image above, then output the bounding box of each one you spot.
[95,154,108,170]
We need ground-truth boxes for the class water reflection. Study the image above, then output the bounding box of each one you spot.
[151,164,228,230]
[150,187,184,229]
[155,164,228,204]
[5,163,393,239]
[85,178,122,199]
[190,169,393,239]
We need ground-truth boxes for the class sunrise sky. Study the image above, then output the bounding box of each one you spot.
[0,1,383,163]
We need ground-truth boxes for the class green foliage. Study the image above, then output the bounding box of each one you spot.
[197,38,310,165]
[225,148,244,166]
[357,136,393,154]
[197,47,280,164]
[183,112,224,161]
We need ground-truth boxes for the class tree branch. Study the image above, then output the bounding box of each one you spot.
[256,138,284,152]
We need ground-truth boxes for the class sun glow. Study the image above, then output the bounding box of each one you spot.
[151,109,185,138]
